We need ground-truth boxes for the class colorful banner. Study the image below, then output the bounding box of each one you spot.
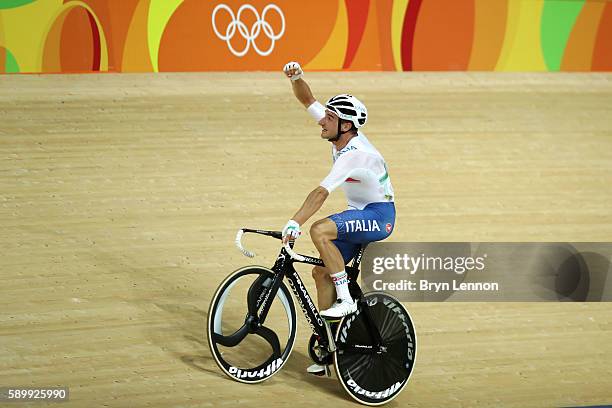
[0,0,611,73]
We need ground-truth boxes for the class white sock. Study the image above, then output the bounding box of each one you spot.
[330,270,353,303]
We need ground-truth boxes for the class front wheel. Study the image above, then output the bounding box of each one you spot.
[207,266,297,383]
[334,292,417,406]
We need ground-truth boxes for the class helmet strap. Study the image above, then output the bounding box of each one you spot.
[328,119,352,143]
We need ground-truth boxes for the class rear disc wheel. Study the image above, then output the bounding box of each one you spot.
[334,292,417,405]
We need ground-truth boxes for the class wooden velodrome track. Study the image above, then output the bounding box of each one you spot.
[1,72,612,407]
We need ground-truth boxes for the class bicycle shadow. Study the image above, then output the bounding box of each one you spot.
[87,248,392,403]
[280,348,347,399]
[179,352,228,380]
[148,278,399,404]
[175,296,346,400]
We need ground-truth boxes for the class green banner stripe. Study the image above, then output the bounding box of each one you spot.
[541,0,586,71]
[0,0,36,9]
[3,48,19,73]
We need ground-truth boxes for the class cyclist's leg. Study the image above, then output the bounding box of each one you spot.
[319,203,396,316]
[311,202,395,276]
[311,266,334,310]
[311,238,360,310]
[311,214,369,317]
[309,218,345,273]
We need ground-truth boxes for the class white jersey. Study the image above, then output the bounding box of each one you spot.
[307,102,394,210]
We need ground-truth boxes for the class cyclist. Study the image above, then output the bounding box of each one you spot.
[281,61,396,324]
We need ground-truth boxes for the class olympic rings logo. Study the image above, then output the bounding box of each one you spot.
[211,3,285,57]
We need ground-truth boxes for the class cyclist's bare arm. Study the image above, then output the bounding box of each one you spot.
[290,78,316,108]
[291,186,329,225]
[283,61,316,108]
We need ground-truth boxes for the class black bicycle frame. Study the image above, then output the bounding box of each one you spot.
[255,245,329,343]
[241,229,382,351]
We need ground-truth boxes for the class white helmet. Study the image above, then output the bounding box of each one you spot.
[325,94,368,129]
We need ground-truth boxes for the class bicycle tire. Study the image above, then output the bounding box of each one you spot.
[334,291,417,405]
[207,266,297,384]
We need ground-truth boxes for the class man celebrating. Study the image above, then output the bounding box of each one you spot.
[281,61,396,321]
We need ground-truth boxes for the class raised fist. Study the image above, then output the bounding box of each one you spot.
[283,61,303,82]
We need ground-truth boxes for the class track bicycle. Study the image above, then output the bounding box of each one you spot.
[207,228,417,405]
